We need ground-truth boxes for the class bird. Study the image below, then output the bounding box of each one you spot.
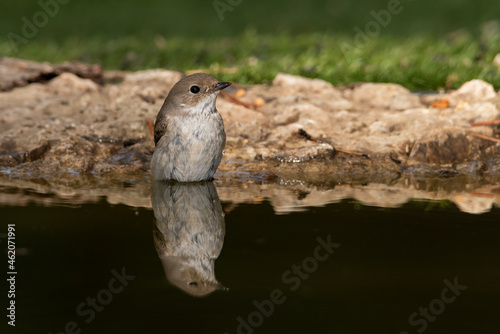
[151,180,226,297]
[151,73,231,182]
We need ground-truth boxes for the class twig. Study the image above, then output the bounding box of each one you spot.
[468,131,500,143]
[469,192,500,199]
[474,185,500,192]
[470,119,500,127]
[335,148,369,157]
[468,185,500,199]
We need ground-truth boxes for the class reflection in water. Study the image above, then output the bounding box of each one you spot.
[151,181,226,297]
[1,174,499,214]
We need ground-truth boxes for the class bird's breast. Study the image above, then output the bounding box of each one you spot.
[151,112,225,181]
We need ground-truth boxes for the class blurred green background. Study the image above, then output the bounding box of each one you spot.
[1,0,500,89]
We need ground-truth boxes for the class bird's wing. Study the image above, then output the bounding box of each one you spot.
[154,116,168,146]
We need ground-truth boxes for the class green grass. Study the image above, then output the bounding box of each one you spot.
[2,31,498,91]
[1,0,500,90]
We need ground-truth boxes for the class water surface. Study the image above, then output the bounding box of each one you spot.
[2,177,499,334]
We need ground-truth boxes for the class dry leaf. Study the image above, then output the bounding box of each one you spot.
[253,97,266,107]
[430,98,450,109]
[235,89,246,98]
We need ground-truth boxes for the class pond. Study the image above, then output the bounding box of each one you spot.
[1,174,499,334]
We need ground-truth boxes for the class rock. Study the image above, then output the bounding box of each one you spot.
[273,72,341,96]
[220,113,268,144]
[0,57,103,92]
[450,79,497,104]
[461,102,500,123]
[313,98,353,111]
[0,141,51,167]
[52,61,103,85]
[408,127,493,164]
[123,69,182,86]
[122,69,183,102]
[48,73,100,93]
[0,58,499,180]
[351,83,422,110]
[271,102,332,139]
[409,127,497,166]
[272,73,353,111]
[0,57,53,92]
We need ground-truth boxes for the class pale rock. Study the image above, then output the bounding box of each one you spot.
[312,98,354,111]
[272,73,353,111]
[272,73,342,97]
[273,102,332,140]
[450,79,496,103]
[369,120,390,134]
[218,100,268,143]
[123,69,183,100]
[351,83,422,110]
[48,73,99,93]
[266,123,304,143]
[460,102,500,123]
[123,69,182,85]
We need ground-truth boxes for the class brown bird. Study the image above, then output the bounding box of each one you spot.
[151,73,231,181]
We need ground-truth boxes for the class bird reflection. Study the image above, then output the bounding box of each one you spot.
[151,180,226,297]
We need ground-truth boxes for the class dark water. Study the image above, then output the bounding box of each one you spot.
[2,181,500,334]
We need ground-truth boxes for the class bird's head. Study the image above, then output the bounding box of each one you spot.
[165,73,231,114]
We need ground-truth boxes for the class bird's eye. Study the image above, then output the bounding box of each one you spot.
[190,85,200,94]
[188,281,198,286]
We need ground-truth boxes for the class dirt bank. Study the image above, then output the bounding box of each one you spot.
[1,57,500,182]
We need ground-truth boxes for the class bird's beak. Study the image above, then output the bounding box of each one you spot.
[214,81,232,91]
[214,282,229,292]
